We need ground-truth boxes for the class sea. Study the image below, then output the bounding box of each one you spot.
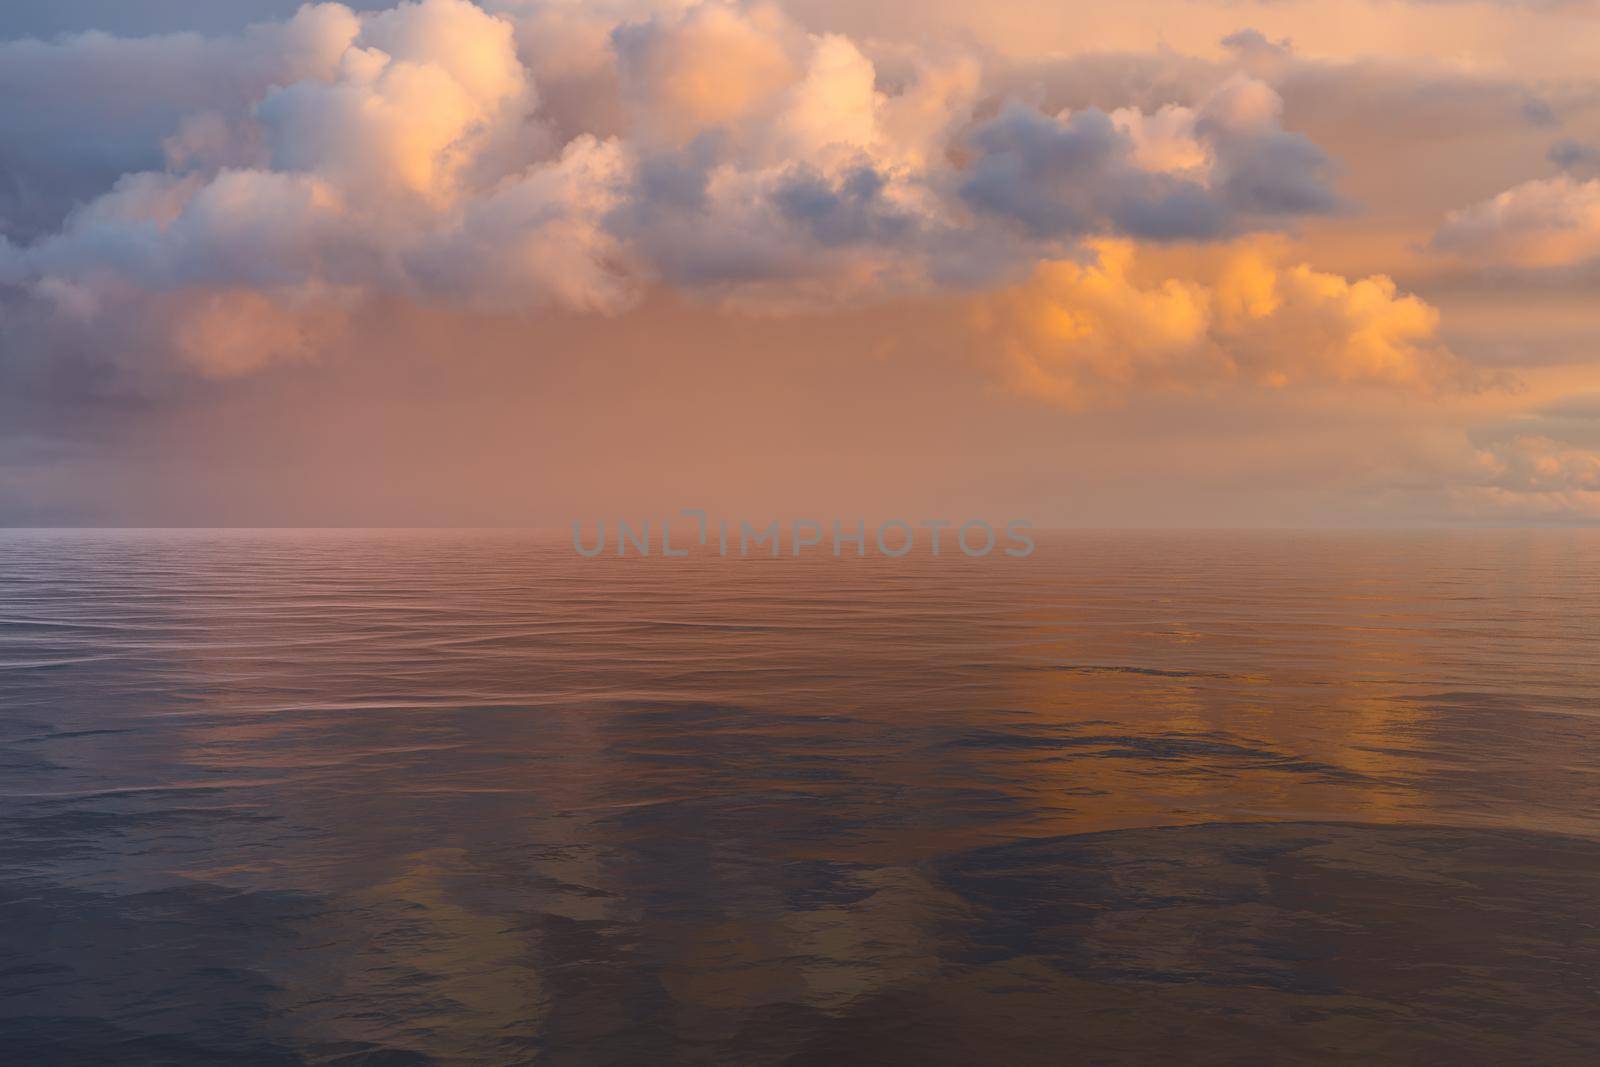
[1,528,1597,1064]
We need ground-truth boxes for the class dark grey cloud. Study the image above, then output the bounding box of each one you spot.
[1550,138,1600,175]
[1204,118,1338,218]
[959,85,1337,242]
[0,0,389,39]
[772,166,918,248]
[959,105,1135,238]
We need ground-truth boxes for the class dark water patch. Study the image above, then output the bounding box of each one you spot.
[1027,663,1237,679]
[936,822,1600,996]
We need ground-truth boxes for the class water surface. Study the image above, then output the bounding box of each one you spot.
[1,530,1597,1063]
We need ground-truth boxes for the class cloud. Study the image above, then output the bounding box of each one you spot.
[1461,396,1600,496]
[257,0,531,203]
[0,3,361,240]
[1434,175,1600,272]
[0,0,628,373]
[0,0,1364,376]
[167,287,351,379]
[1219,28,1293,72]
[1446,430,1600,520]
[1472,433,1600,492]
[611,1,804,145]
[971,238,1464,407]
[406,134,635,313]
[958,73,1339,242]
[1549,139,1600,176]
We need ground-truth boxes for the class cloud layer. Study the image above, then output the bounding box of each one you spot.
[0,0,1355,375]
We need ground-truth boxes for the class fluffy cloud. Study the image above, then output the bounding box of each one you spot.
[0,0,1356,374]
[958,73,1338,242]
[1434,176,1600,272]
[406,134,634,313]
[611,1,804,144]
[972,239,1461,407]
[0,0,625,373]
[0,3,361,240]
[257,0,530,203]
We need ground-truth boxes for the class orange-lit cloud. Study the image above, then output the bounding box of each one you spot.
[169,288,352,379]
[971,239,1463,407]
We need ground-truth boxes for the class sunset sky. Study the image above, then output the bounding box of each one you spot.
[2,0,1599,526]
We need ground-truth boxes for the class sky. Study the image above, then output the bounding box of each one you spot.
[2,0,1599,526]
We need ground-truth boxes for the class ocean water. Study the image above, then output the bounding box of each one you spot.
[1,528,1597,1065]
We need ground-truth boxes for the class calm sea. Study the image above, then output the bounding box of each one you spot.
[1,529,1597,1064]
